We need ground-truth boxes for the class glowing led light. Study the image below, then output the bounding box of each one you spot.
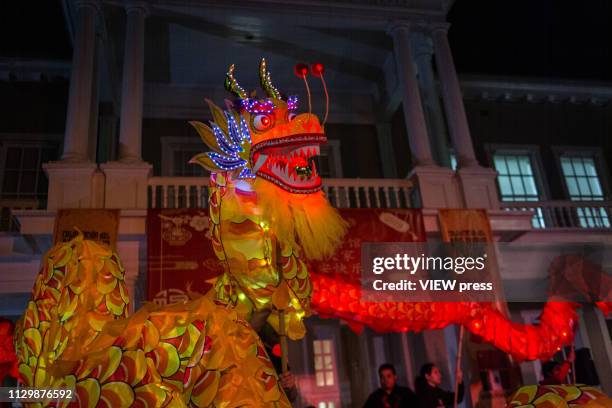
[204,111,254,179]
[287,95,298,111]
[240,98,275,114]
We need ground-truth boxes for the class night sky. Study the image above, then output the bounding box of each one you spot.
[2,1,612,81]
[448,0,612,81]
[0,1,71,60]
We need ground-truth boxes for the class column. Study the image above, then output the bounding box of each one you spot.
[44,0,101,210]
[431,23,478,168]
[375,123,398,178]
[100,1,152,209]
[387,22,463,208]
[412,31,451,168]
[88,32,102,162]
[582,305,612,394]
[118,2,148,162]
[388,22,435,167]
[432,23,500,209]
[61,0,99,162]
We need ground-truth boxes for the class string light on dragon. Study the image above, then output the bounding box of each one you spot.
[241,98,275,114]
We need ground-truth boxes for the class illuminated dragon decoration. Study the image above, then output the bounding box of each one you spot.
[14,59,611,407]
[508,385,612,408]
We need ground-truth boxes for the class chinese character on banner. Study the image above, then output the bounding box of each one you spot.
[54,209,120,248]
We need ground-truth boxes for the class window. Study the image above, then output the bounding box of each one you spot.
[161,137,208,177]
[449,152,457,171]
[492,152,545,228]
[494,154,540,201]
[0,141,57,199]
[171,148,207,177]
[313,339,336,387]
[561,156,605,200]
[314,140,342,178]
[560,155,610,228]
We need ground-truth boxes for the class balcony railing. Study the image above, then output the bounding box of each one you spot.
[502,200,612,229]
[148,177,414,209]
[0,198,44,232]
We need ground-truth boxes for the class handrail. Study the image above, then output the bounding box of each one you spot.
[147,177,414,209]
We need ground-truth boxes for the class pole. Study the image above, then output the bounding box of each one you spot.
[276,242,289,373]
[454,325,465,408]
[571,344,576,384]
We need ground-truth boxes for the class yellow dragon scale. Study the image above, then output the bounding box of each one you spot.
[15,235,291,407]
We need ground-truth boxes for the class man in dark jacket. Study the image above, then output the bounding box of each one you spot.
[364,363,419,408]
[415,363,464,408]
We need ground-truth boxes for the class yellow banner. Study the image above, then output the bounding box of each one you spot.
[53,209,120,249]
[438,208,492,243]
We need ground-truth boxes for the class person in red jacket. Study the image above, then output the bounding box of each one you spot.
[540,348,575,385]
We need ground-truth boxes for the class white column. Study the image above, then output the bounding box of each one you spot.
[388,22,435,167]
[88,33,102,162]
[100,1,151,209]
[61,0,99,162]
[412,31,451,168]
[375,123,398,178]
[582,305,612,394]
[118,2,148,162]
[43,0,101,210]
[432,23,478,169]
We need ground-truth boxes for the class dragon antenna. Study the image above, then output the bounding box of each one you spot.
[311,62,329,125]
[259,58,281,99]
[224,64,247,99]
[294,63,312,117]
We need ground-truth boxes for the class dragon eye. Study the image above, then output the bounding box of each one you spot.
[253,114,273,131]
[287,112,297,121]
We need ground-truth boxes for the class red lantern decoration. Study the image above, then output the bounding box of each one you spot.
[310,62,325,77]
[293,63,309,78]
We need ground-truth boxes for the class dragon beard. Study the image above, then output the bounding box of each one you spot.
[254,178,348,261]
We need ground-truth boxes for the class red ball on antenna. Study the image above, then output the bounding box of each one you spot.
[294,63,309,78]
[310,62,325,77]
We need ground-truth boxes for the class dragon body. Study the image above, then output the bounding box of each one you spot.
[16,235,289,407]
[14,60,611,406]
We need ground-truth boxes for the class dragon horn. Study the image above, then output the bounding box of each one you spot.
[259,58,281,99]
[224,64,247,99]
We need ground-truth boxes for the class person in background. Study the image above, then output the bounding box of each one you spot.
[540,348,575,385]
[363,363,419,408]
[415,363,464,408]
[575,348,599,385]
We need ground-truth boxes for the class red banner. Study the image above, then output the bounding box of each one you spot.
[147,208,425,300]
[146,209,223,305]
[308,208,426,281]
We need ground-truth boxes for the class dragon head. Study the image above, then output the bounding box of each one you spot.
[190,59,326,194]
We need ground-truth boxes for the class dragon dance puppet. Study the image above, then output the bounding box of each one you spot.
[14,59,612,407]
